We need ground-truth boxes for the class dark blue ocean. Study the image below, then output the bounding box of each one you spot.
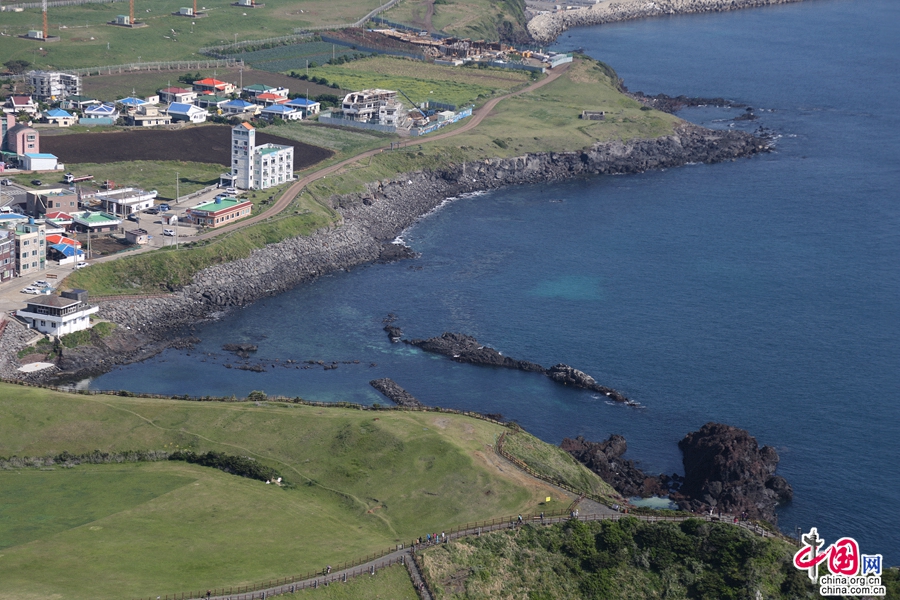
[91,0,900,562]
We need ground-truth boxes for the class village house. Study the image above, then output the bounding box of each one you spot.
[187,196,253,228]
[27,71,82,101]
[3,96,40,118]
[126,105,172,127]
[93,187,157,216]
[166,102,207,123]
[71,210,121,233]
[241,84,288,99]
[59,95,99,111]
[158,86,198,104]
[250,92,290,107]
[17,290,99,336]
[192,78,236,95]
[83,103,119,121]
[259,104,302,122]
[44,108,77,127]
[27,188,78,216]
[285,97,321,117]
[194,95,231,110]
[221,99,259,116]
[44,211,74,230]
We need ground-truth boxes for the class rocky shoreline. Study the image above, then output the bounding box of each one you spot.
[10,123,768,383]
[528,0,808,44]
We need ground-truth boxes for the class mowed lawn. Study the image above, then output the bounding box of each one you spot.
[0,384,570,599]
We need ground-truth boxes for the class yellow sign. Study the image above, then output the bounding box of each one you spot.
[545,497,552,503]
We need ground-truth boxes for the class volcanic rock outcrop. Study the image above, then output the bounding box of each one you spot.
[561,435,667,498]
[674,422,793,522]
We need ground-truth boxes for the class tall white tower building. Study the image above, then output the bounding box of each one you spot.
[231,122,255,190]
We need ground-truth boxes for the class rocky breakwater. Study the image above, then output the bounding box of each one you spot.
[405,332,635,403]
[528,0,806,44]
[369,378,424,407]
[40,123,765,382]
[675,422,792,523]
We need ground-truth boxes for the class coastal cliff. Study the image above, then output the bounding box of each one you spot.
[528,0,807,44]
[31,124,766,381]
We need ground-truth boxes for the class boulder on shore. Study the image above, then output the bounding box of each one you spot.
[561,434,667,498]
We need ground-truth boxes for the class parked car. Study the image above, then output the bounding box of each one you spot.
[158,203,170,212]
[145,207,159,215]
[224,187,237,195]
[31,179,42,186]
[21,286,39,294]
[0,179,11,186]
[127,213,138,221]
[33,280,50,288]
[163,228,175,236]
[75,262,88,269]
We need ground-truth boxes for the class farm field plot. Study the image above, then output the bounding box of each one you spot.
[0,384,569,599]
[40,125,334,170]
[230,41,363,73]
[81,68,341,102]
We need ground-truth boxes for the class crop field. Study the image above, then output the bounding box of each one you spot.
[0,0,386,70]
[310,55,532,107]
[0,384,571,598]
[80,67,340,102]
[40,125,334,169]
[230,41,363,73]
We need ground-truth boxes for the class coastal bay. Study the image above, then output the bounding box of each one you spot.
[85,0,900,565]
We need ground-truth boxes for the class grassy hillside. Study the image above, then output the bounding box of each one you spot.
[384,0,529,42]
[0,383,572,598]
[420,518,818,599]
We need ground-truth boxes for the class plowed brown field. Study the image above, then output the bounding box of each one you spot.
[41,126,333,171]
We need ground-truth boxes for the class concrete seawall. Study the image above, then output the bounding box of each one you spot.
[528,0,808,44]
[53,123,768,380]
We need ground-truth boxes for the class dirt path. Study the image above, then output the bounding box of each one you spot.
[195,61,573,242]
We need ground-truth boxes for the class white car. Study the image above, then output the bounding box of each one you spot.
[75,262,88,269]
[33,280,50,288]
[163,228,175,236]
[21,287,39,294]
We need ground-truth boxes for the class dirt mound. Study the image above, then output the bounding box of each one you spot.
[41,125,333,170]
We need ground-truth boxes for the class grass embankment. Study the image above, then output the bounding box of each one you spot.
[502,430,620,503]
[420,518,816,600]
[63,191,336,294]
[0,383,569,599]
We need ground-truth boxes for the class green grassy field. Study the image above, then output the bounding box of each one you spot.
[0,0,386,70]
[0,382,571,598]
[310,55,532,107]
[305,57,680,200]
[384,0,528,41]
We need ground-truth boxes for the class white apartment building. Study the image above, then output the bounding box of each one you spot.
[17,291,99,336]
[229,123,293,191]
[27,71,82,101]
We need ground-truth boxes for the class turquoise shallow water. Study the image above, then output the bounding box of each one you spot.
[92,0,900,561]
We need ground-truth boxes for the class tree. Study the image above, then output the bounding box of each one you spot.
[4,59,30,75]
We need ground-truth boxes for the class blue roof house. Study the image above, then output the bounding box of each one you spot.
[221,99,259,116]
[260,104,302,122]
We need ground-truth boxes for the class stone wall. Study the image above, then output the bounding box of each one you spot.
[528,0,807,44]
